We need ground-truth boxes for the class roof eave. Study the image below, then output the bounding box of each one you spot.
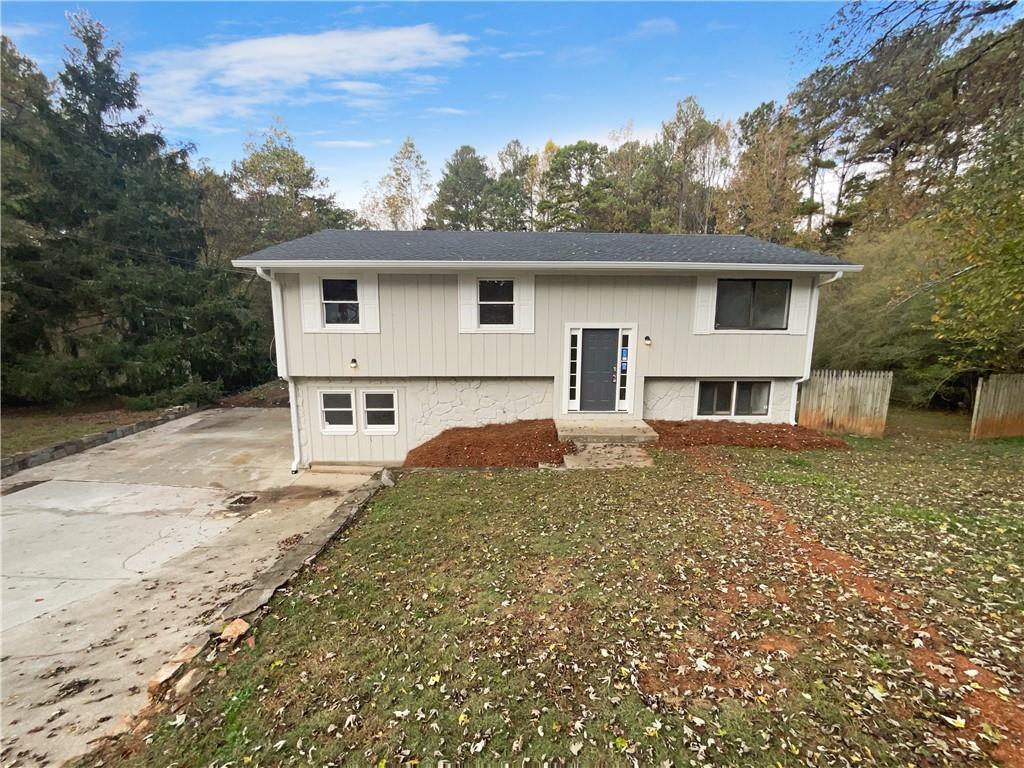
[231,259,862,273]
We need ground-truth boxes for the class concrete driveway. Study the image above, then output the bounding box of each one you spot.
[1,408,373,767]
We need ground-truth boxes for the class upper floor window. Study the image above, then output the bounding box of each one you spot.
[322,278,359,325]
[715,279,790,330]
[478,279,515,326]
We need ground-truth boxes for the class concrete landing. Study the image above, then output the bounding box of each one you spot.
[563,443,654,469]
[555,418,657,444]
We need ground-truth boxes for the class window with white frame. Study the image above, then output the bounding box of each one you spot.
[478,279,515,326]
[322,278,360,325]
[715,279,790,330]
[361,390,398,433]
[320,390,356,433]
[697,380,770,417]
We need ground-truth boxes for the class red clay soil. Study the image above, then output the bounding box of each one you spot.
[648,419,849,451]
[404,419,574,468]
[218,381,290,408]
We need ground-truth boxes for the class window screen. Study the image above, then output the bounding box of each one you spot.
[362,391,397,429]
[714,280,790,330]
[321,391,354,428]
[478,279,514,325]
[322,279,360,325]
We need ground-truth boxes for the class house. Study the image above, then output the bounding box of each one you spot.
[233,231,860,469]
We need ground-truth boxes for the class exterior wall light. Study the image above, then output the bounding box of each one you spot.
[350,358,358,368]
[643,336,652,345]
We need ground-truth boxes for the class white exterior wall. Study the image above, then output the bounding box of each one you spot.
[643,377,797,423]
[295,377,553,465]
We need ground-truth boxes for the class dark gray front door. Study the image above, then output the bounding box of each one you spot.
[580,328,618,411]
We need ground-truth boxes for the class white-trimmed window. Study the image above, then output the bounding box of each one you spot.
[697,380,771,417]
[458,274,535,333]
[299,272,380,334]
[715,279,791,330]
[361,390,398,434]
[320,390,356,434]
[322,278,360,326]
[478,279,515,326]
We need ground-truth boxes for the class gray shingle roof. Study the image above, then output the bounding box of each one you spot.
[235,230,857,268]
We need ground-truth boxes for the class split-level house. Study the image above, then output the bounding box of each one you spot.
[233,231,860,469]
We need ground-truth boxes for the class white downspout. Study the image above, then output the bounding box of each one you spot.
[791,271,843,424]
[256,267,302,474]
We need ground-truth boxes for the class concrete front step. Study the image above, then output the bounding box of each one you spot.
[554,418,657,444]
[563,443,654,469]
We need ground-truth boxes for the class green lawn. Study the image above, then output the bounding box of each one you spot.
[101,412,1022,766]
[1,406,162,456]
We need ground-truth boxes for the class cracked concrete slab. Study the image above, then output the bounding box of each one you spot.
[0,408,375,768]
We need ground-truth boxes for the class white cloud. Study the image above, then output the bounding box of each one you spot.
[315,138,391,148]
[329,80,386,94]
[1,21,49,38]
[498,50,543,61]
[631,17,679,38]
[663,74,687,83]
[426,106,466,115]
[138,24,471,129]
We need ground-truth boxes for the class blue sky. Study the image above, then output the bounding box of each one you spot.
[2,2,841,208]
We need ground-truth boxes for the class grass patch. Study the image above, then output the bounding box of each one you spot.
[1,405,161,456]
[102,424,1024,767]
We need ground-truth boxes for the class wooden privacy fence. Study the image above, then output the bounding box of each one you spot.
[971,373,1024,439]
[798,369,893,437]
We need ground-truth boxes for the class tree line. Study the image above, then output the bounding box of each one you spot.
[2,4,1020,409]
[2,16,358,406]
[358,2,1022,406]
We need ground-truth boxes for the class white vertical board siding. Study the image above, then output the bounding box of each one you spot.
[281,273,812,382]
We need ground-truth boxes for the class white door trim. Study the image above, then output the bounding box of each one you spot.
[561,322,638,415]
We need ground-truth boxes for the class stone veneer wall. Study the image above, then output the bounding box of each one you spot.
[295,377,554,465]
[643,377,796,423]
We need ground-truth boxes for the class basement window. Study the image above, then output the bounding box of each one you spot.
[697,381,771,417]
[322,278,360,325]
[715,279,790,330]
[320,390,356,434]
[362,390,398,435]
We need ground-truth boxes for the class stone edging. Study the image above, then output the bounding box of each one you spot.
[93,470,391,749]
[1,405,205,479]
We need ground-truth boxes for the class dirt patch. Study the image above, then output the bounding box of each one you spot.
[648,420,848,451]
[218,381,289,408]
[404,419,575,468]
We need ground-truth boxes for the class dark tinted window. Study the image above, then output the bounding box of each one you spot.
[324,302,360,324]
[324,410,354,426]
[715,279,790,330]
[734,381,770,415]
[364,393,394,409]
[478,279,514,302]
[697,381,733,415]
[322,279,358,302]
[365,409,395,426]
[322,393,352,409]
[479,303,514,325]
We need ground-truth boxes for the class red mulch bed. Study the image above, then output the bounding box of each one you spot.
[404,419,575,468]
[647,420,849,451]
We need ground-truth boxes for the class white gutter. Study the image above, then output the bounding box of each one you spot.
[255,267,301,474]
[233,259,863,273]
[791,270,844,424]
